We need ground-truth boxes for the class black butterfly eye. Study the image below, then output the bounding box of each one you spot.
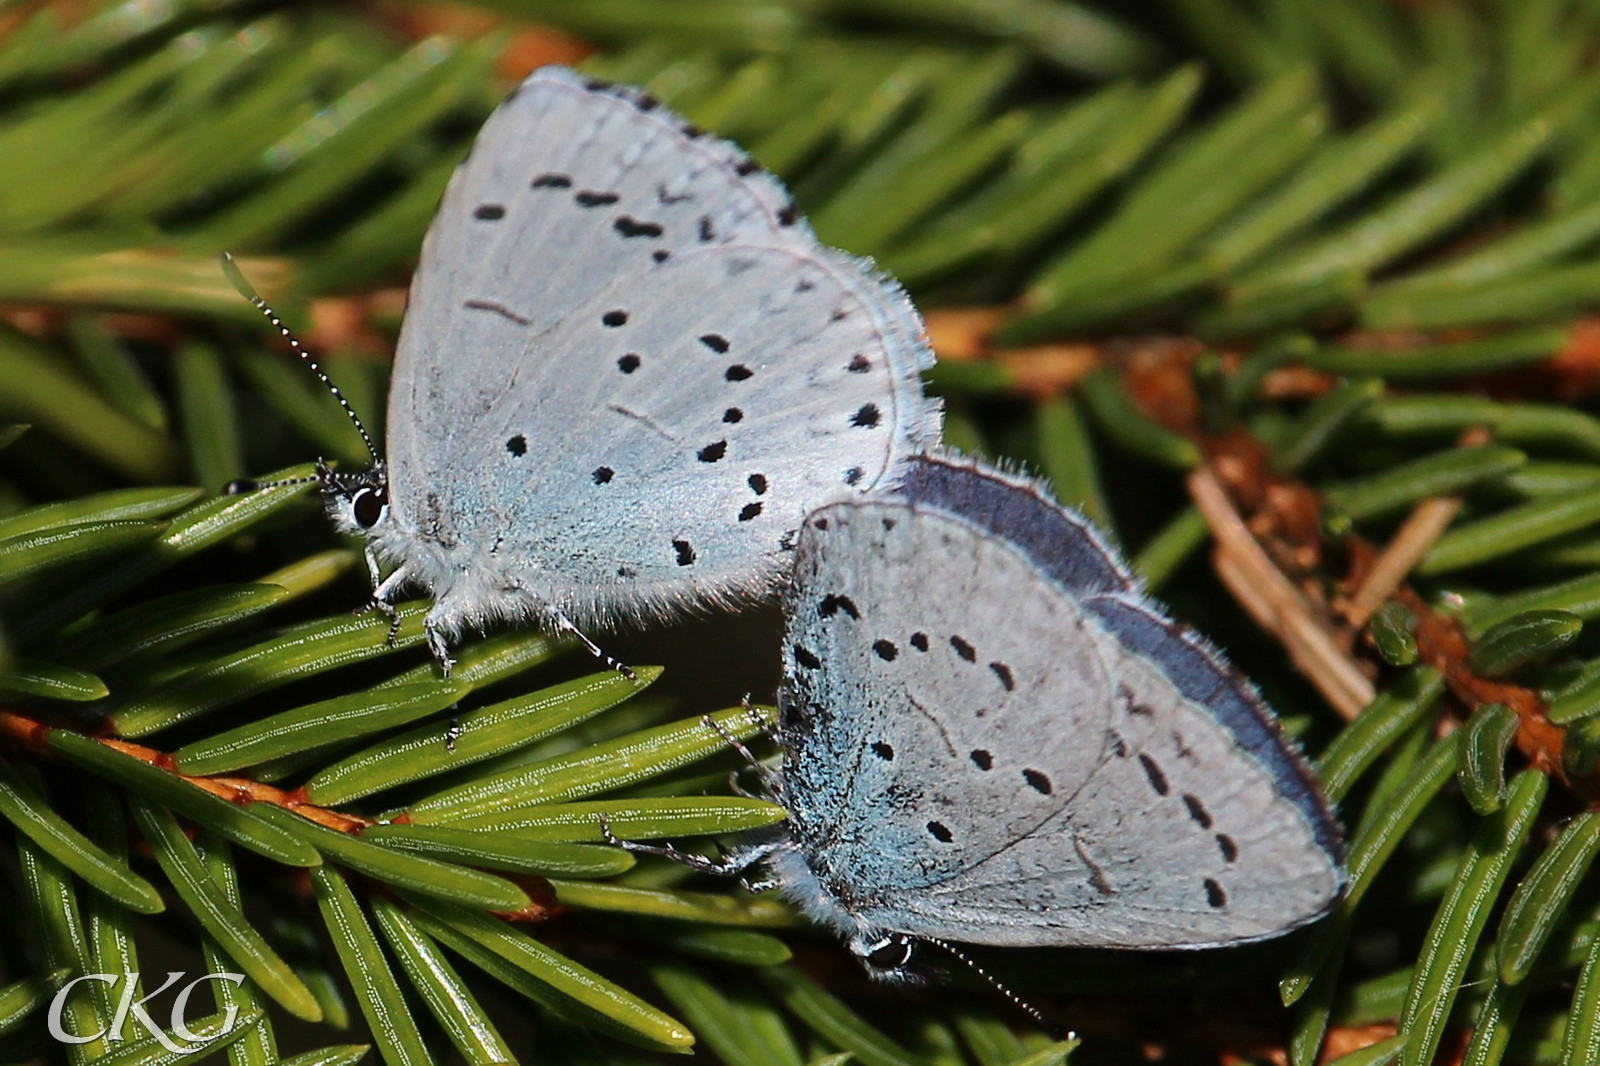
[351,486,387,529]
[864,935,913,971]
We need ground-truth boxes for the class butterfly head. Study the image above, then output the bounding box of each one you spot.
[319,460,390,536]
[856,932,1066,1034]
[218,252,388,530]
[849,932,927,983]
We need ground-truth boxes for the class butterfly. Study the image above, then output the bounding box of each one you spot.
[616,454,1345,993]
[232,65,940,673]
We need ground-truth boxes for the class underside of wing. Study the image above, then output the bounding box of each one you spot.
[389,66,818,512]
[378,65,939,629]
[780,459,1344,952]
[439,241,938,627]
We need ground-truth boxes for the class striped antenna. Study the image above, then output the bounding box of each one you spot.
[219,252,381,467]
[921,936,1074,1041]
[224,462,333,497]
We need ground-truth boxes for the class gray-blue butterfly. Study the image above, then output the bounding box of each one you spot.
[242,66,941,671]
[622,454,1345,984]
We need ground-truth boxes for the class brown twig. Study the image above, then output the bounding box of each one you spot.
[1343,497,1463,629]
[0,710,368,831]
[0,709,560,919]
[1189,467,1375,719]
[1077,337,1579,787]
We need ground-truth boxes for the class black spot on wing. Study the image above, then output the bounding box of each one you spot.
[1204,878,1227,908]
[700,334,730,353]
[1217,834,1238,863]
[1182,793,1213,829]
[748,473,768,495]
[531,173,571,188]
[871,741,893,760]
[726,365,753,381]
[1070,838,1116,897]
[872,639,898,661]
[950,635,976,662]
[1111,686,1155,719]
[603,310,628,327]
[723,407,742,423]
[464,300,529,325]
[793,645,821,670]
[505,435,526,456]
[697,440,727,463]
[1088,595,1342,863]
[818,595,860,619]
[851,403,880,428]
[576,190,619,207]
[1138,753,1170,796]
[739,502,762,522]
[970,749,993,770]
[617,354,641,373]
[1023,769,1052,795]
[910,632,929,651]
[990,662,1014,691]
[673,539,696,566]
[926,821,953,843]
[613,216,663,238]
[474,203,505,220]
[847,354,871,373]
[592,467,613,484]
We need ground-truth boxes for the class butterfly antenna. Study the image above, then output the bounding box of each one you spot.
[219,252,382,468]
[921,936,1075,1042]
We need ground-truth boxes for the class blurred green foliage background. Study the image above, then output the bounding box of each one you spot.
[8,1,1600,1064]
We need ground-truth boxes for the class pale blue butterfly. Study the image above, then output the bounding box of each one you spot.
[231,65,941,673]
[619,454,1345,993]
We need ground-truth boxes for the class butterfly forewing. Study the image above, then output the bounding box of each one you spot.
[382,66,938,631]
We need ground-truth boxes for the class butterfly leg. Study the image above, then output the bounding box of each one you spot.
[551,608,637,682]
[738,696,774,738]
[703,708,783,796]
[702,712,762,767]
[424,619,456,678]
[357,551,407,643]
[362,542,382,589]
[739,873,781,894]
[597,815,767,876]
